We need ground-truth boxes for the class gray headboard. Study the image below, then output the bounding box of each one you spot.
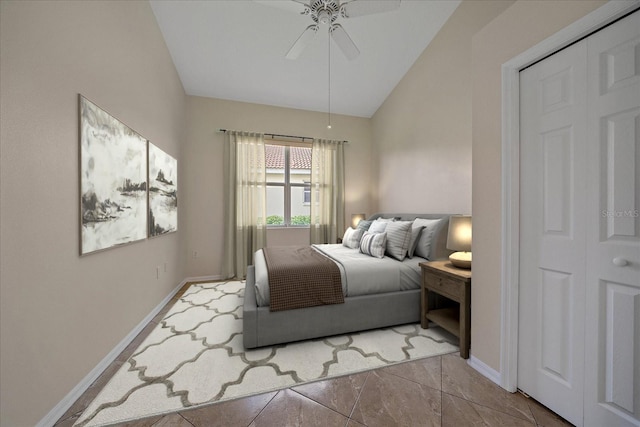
[368,213,453,261]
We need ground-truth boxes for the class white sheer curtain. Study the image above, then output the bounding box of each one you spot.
[310,138,345,244]
[222,131,267,279]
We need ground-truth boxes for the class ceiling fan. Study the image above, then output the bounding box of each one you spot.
[257,0,401,61]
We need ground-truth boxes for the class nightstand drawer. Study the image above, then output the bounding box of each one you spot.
[422,270,463,301]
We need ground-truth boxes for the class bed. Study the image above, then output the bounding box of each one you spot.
[242,213,453,348]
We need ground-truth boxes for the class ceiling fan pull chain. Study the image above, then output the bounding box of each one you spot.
[328,25,332,130]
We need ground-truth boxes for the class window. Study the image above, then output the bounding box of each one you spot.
[303,181,311,204]
[266,143,311,226]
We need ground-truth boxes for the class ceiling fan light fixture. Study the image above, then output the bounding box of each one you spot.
[264,0,402,127]
[318,9,331,25]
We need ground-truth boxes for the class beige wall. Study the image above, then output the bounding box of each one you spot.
[471,0,607,371]
[0,1,615,425]
[372,0,608,374]
[183,96,373,277]
[370,1,514,214]
[0,1,186,426]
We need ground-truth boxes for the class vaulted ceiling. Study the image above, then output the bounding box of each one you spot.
[150,0,460,118]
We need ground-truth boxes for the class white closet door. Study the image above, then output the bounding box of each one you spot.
[519,10,640,427]
[519,39,588,426]
[584,11,640,427]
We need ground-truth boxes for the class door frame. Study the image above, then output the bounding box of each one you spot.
[499,0,639,393]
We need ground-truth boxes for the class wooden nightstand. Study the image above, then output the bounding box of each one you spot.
[420,260,472,359]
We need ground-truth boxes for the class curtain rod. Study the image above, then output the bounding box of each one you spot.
[217,129,348,144]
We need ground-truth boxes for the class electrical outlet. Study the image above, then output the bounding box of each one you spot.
[192,251,198,259]
[156,266,160,279]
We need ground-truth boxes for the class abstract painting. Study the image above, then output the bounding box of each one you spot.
[79,96,148,255]
[148,142,177,237]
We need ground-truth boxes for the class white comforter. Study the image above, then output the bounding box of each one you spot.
[253,244,426,307]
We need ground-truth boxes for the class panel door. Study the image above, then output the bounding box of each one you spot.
[584,10,640,427]
[519,39,588,426]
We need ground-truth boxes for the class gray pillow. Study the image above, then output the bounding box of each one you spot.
[407,225,426,258]
[342,227,364,249]
[413,218,443,260]
[359,231,387,258]
[356,219,373,231]
[384,220,413,260]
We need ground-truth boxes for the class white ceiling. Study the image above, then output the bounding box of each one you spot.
[150,0,461,118]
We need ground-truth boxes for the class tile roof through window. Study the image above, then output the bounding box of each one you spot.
[265,145,311,170]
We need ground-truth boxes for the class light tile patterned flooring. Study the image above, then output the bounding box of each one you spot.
[55,283,573,427]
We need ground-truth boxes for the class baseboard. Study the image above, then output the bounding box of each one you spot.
[467,355,502,388]
[36,277,196,427]
[184,274,224,283]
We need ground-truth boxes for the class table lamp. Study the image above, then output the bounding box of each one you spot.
[351,213,366,229]
[447,215,472,269]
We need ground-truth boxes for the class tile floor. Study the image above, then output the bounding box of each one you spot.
[55,284,572,427]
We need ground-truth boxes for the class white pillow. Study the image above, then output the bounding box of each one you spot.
[384,220,413,260]
[368,218,393,234]
[413,218,443,260]
[360,231,387,258]
[342,227,364,249]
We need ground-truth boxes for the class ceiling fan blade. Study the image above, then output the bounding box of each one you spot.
[330,24,360,60]
[286,25,318,59]
[253,0,310,15]
[340,0,401,18]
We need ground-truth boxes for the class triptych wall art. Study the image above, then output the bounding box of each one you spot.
[79,95,177,256]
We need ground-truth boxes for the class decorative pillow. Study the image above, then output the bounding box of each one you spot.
[368,218,393,234]
[384,220,413,260]
[356,219,373,231]
[407,225,426,258]
[413,218,443,260]
[342,227,364,249]
[360,231,387,258]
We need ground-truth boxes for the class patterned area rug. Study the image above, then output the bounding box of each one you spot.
[75,280,458,426]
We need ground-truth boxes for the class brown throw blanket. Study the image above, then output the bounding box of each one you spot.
[262,246,344,312]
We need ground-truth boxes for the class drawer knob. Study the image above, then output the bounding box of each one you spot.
[612,257,628,267]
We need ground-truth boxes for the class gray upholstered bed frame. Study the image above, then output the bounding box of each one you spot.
[242,213,453,349]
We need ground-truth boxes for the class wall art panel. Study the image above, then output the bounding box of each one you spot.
[79,95,148,255]
[148,142,177,237]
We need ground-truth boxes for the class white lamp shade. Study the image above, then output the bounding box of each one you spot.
[351,213,366,229]
[447,216,472,252]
